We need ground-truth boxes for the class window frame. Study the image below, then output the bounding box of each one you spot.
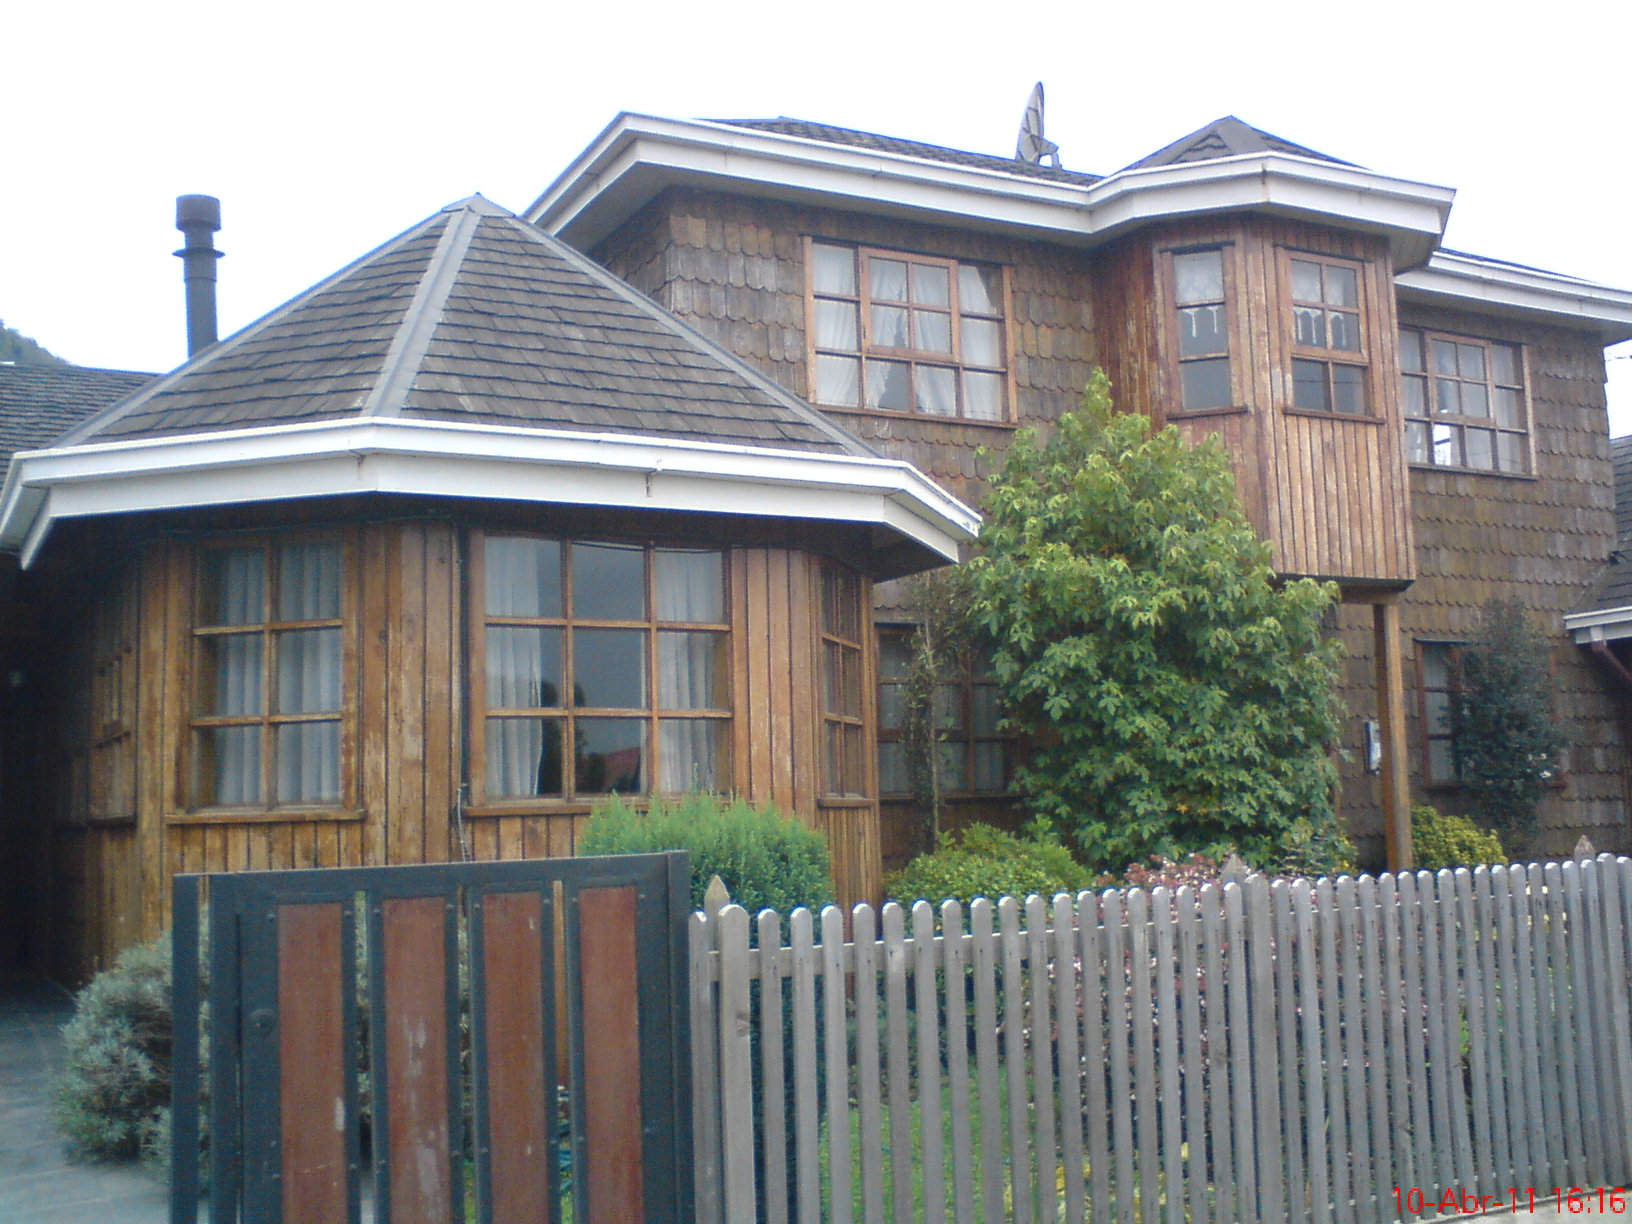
[805,238,1015,425]
[1280,248,1373,419]
[820,562,868,799]
[179,530,360,820]
[1399,327,1533,476]
[876,625,1016,800]
[1416,640,1462,789]
[465,530,733,814]
[1161,242,1244,417]
[87,564,139,824]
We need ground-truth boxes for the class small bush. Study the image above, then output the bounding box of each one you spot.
[579,795,833,916]
[1120,852,1229,891]
[1413,804,1506,871]
[884,823,1095,906]
[54,939,172,1162]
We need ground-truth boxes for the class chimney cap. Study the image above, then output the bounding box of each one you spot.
[176,194,221,232]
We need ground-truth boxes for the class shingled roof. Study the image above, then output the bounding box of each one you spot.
[715,118,1103,186]
[1124,116,1355,172]
[0,364,153,475]
[61,196,871,458]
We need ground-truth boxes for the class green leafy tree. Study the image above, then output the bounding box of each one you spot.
[0,319,69,366]
[895,567,975,853]
[1451,598,1565,847]
[965,370,1346,871]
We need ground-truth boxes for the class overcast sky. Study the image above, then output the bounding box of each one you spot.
[8,0,1632,431]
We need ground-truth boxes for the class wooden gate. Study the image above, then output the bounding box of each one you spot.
[170,853,692,1224]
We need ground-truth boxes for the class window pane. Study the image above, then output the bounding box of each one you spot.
[962,371,1005,420]
[1290,260,1323,302]
[962,317,1004,366]
[972,684,1000,735]
[486,537,562,618]
[959,265,1004,316]
[1402,374,1428,417]
[276,627,341,714]
[869,258,908,302]
[824,641,861,718]
[201,725,261,806]
[1424,689,1453,735]
[201,635,263,716]
[815,355,860,407]
[1328,311,1361,352]
[1324,265,1358,307]
[1405,420,1431,464]
[1292,359,1329,412]
[878,741,910,795]
[654,550,724,623]
[656,719,727,793]
[811,244,856,296]
[486,626,563,708]
[1465,428,1495,470]
[202,549,266,626]
[1462,383,1489,418]
[972,742,1007,793]
[936,741,968,792]
[878,633,912,681]
[1421,645,1450,689]
[1174,250,1225,305]
[1498,432,1527,474]
[1331,365,1367,416]
[576,719,644,794]
[1458,344,1486,381]
[814,299,859,351]
[822,567,860,640]
[1432,339,1458,376]
[658,631,726,710]
[1494,387,1523,428]
[1428,738,1456,783]
[1491,344,1519,385]
[879,685,906,729]
[1432,423,1459,466]
[1178,305,1228,357]
[572,543,644,620]
[276,722,340,805]
[486,717,563,797]
[1294,306,1326,348]
[915,310,953,354]
[277,542,341,621]
[933,683,961,731]
[1435,379,1462,415]
[1181,358,1232,410]
[872,304,910,348]
[919,365,957,416]
[866,360,913,411]
[911,263,950,307]
[572,628,646,708]
[1399,329,1424,372]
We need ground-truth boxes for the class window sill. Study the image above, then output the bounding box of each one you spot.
[462,802,595,819]
[818,796,874,808]
[1169,405,1249,420]
[1281,407,1383,425]
[817,405,1018,429]
[165,807,365,825]
[1408,462,1536,482]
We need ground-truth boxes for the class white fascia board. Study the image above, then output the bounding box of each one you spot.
[0,418,980,570]
[1564,604,1632,643]
[1397,252,1632,343]
[529,115,1453,266]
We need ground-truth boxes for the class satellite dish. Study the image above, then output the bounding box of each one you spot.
[1015,82,1061,168]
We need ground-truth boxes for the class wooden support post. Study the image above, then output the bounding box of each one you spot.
[1373,600,1414,871]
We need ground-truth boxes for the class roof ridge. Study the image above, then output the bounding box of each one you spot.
[361,201,486,418]
[55,209,452,447]
[496,214,880,459]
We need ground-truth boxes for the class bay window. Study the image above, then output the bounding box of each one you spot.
[1168,247,1235,412]
[1286,253,1370,416]
[472,534,730,805]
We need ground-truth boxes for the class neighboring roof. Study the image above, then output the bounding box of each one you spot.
[1565,436,1632,639]
[64,196,866,457]
[1123,116,1354,171]
[1614,436,1632,543]
[0,364,153,474]
[715,118,1103,186]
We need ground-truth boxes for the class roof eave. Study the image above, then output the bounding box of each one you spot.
[1564,603,1632,643]
[1397,252,1632,343]
[0,417,979,578]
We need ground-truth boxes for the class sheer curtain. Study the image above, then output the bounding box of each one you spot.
[274,542,342,804]
[654,551,725,793]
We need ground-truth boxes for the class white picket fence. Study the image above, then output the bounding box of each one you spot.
[689,856,1632,1224]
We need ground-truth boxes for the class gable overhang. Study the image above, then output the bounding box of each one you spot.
[1397,251,1632,344]
[528,114,1453,270]
[1564,604,1632,645]
[0,418,979,577]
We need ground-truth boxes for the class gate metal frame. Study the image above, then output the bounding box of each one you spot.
[171,852,693,1224]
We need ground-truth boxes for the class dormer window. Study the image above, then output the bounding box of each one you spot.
[1286,254,1369,415]
[808,242,1010,421]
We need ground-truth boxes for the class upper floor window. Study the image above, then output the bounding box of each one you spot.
[1400,328,1529,474]
[808,242,1009,421]
[471,534,730,807]
[1287,254,1369,415]
[877,629,1014,798]
[190,536,350,810]
[1169,247,1235,412]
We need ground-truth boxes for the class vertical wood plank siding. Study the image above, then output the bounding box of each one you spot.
[692,858,1632,1224]
[39,525,879,978]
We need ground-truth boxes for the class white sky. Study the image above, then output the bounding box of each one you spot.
[7,0,1632,431]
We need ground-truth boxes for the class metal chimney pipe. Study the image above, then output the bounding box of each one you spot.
[174,195,223,356]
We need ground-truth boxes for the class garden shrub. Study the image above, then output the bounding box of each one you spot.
[884,823,1095,906]
[579,794,833,916]
[54,938,173,1162]
[1412,804,1506,871]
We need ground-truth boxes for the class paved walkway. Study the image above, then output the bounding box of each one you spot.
[0,979,169,1224]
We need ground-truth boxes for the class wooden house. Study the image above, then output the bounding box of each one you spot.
[7,112,1632,983]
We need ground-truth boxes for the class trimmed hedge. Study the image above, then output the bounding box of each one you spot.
[579,795,833,916]
[884,823,1095,907]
